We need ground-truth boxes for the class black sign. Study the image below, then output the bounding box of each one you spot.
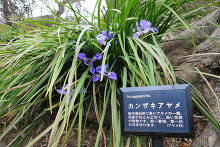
[120,84,193,137]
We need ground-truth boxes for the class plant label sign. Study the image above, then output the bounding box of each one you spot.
[120,84,193,137]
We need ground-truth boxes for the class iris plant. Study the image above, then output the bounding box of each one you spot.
[133,20,158,37]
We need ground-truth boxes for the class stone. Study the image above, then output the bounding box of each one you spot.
[191,124,220,147]
[0,142,7,147]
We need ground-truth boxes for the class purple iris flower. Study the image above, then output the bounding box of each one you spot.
[92,64,117,82]
[78,53,102,66]
[56,85,87,103]
[96,34,108,46]
[133,20,158,37]
[96,30,114,46]
[102,31,114,40]
[56,85,74,103]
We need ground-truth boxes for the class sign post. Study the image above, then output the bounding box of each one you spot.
[152,137,163,147]
[120,84,193,146]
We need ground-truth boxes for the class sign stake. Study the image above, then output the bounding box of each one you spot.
[152,137,163,147]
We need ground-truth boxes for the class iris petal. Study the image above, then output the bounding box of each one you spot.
[106,72,117,80]
[83,58,93,66]
[93,74,101,82]
[92,53,102,61]
[96,31,114,46]
[96,64,108,74]
[150,27,158,32]
[133,32,142,37]
[107,32,114,39]
[90,67,96,74]
[68,96,73,103]
[56,88,67,94]
[100,41,107,46]
[136,22,139,30]
[140,20,151,30]
[96,34,108,44]
[101,30,108,36]
[78,53,87,60]
[142,27,151,34]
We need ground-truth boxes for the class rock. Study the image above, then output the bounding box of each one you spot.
[163,8,220,147]
[163,8,220,66]
[175,65,200,83]
[191,124,220,147]
[0,142,7,147]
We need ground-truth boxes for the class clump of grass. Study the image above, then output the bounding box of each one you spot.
[0,0,219,146]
